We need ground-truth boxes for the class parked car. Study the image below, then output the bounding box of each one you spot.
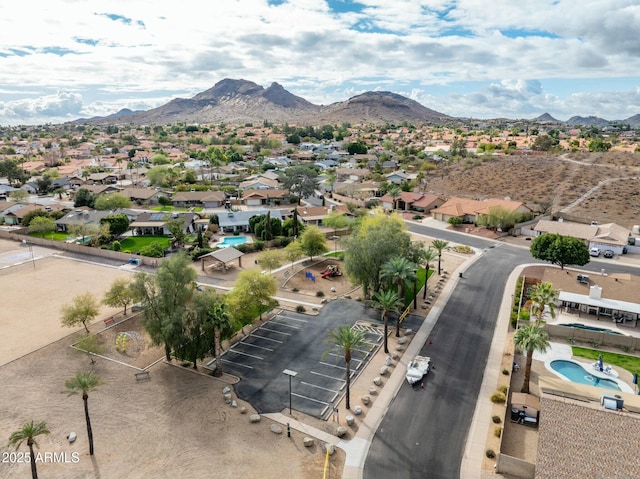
[589,247,601,257]
[603,250,614,258]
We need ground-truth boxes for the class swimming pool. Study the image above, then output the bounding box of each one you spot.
[558,323,623,335]
[217,236,248,248]
[549,359,621,391]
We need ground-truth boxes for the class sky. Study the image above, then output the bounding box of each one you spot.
[1,0,640,126]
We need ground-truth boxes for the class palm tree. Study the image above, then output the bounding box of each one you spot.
[8,420,50,479]
[372,289,401,354]
[431,239,449,275]
[325,325,367,410]
[421,247,437,299]
[65,371,102,455]
[513,324,550,393]
[197,293,233,376]
[388,186,401,210]
[529,282,559,325]
[380,257,416,336]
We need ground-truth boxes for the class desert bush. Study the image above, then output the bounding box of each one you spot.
[296,305,305,313]
[502,369,509,375]
[494,427,502,438]
[498,385,508,394]
[492,415,502,424]
[316,291,325,297]
[292,287,299,292]
[485,449,496,459]
[490,392,506,404]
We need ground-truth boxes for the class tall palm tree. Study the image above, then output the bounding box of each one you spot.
[431,239,449,275]
[421,247,437,299]
[325,325,367,410]
[65,371,102,455]
[196,292,233,376]
[372,289,401,354]
[8,420,50,479]
[529,282,559,325]
[513,324,550,393]
[380,257,416,336]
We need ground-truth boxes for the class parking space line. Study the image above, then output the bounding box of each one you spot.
[310,370,345,382]
[301,381,340,394]
[220,358,253,369]
[228,349,263,360]
[249,333,283,344]
[268,320,300,330]
[292,392,329,406]
[275,315,308,323]
[259,326,291,336]
[326,354,363,367]
[236,342,273,352]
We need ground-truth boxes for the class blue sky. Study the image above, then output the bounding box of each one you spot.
[1,0,639,125]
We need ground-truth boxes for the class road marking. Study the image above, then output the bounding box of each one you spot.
[220,358,253,369]
[236,342,273,352]
[259,326,291,336]
[326,354,363,366]
[268,320,300,330]
[249,333,283,344]
[292,392,329,406]
[301,381,340,394]
[275,315,308,323]
[228,349,263,360]
[310,370,345,382]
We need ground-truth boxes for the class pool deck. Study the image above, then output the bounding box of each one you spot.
[548,310,640,338]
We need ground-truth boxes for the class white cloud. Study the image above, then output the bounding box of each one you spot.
[0,0,638,124]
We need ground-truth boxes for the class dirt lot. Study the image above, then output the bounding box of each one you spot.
[425,151,640,229]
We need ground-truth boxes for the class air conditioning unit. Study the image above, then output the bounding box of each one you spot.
[601,393,624,410]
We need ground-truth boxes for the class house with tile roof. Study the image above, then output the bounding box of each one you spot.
[241,189,290,207]
[431,197,532,223]
[380,191,445,212]
[171,190,226,208]
[533,219,630,255]
[294,205,351,226]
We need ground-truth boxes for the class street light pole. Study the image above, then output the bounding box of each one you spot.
[282,369,298,415]
[23,239,35,269]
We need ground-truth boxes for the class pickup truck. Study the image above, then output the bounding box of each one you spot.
[406,355,431,385]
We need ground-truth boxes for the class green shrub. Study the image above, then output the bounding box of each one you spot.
[502,369,510,375]
[490,392,506,404]
[296,305,305,313]
[485,449,496,459]
[112,240,121,251]
[191,247,214,260]
[494,427,502,438]
[498,385,508,394]
[139,242,165,258]
[492,415,501,424]
[316,291,324,297]
[292,287,299,292]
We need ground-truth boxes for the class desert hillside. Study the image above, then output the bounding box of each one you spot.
[424,152,640,229]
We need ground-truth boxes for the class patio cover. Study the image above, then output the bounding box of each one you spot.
[558,291,640,315]
[201,247,244,266]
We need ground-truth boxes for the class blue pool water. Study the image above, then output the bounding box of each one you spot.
[217,236,248,248]
[550,360,621,391]
[559,323,623,335]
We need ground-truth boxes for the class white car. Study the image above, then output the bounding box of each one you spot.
[406,355,431,385]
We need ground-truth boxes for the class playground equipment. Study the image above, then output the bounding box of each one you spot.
[321,265,342,279]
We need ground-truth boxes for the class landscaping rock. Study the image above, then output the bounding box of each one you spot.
[231,400,238,408]
[398,337,408,345]
[391,353,400,360]
[369,387,377,395]
[336,426,347,437]
[224,394,232,404]
[361,396,370,405]
[346,415,355,426]
[379,366,389,376]
[250,414,261,423]
[240,407,247,414]
[353,406,363,415]
[325,443,336,455]
[385,356,393,366]
[395,346,404,352]
[373,376,383,386]
[303,437,314,447]
[222,386,231,395]
[270,424,283,435]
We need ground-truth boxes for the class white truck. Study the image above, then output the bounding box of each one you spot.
[406,355,431,385]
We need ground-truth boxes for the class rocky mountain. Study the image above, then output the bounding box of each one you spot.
[533,112,561,123]
[79,79,450,126]
[565,115,610,127]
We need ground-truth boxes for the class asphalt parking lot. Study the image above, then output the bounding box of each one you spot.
[223,299,387,419]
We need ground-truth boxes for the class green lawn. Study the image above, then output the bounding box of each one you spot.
[119,236,171,251]
[150,206,190,212]
[572,346,640,376]
[403,268,433,307]
[28,231,69,241]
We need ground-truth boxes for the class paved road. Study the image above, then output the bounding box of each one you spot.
[365,225,640,479]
